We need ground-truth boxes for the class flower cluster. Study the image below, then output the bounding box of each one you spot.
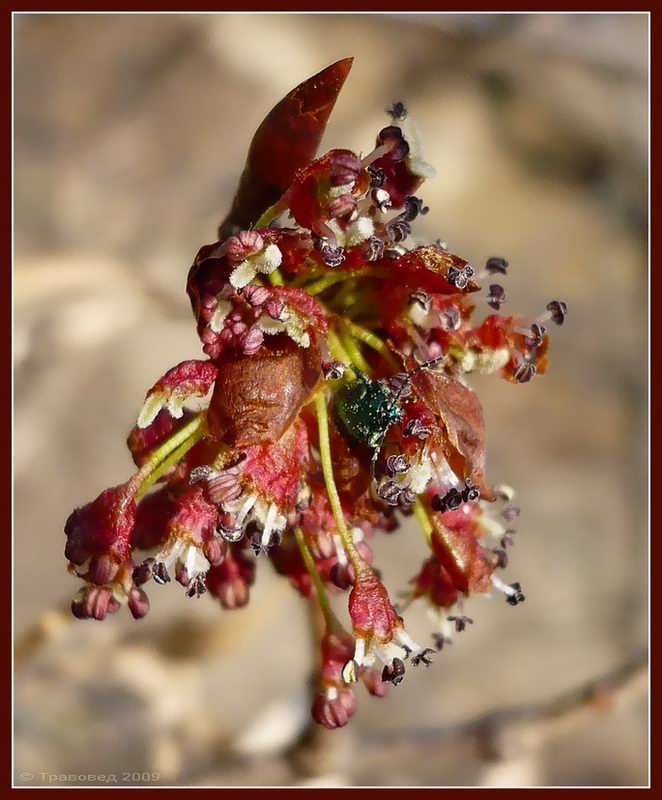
[64,61,565,729]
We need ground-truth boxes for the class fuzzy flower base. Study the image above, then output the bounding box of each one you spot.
[64,60,566,729]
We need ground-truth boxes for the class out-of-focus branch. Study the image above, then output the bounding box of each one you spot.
[187,653,646,786]
[361,652,648,763]
[16,596,646,786]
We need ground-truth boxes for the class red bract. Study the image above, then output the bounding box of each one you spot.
[65,485,136,583]
[206,342,321,447]
[137,360,218,429]
[64,60,564,728]
[219,58,354,238]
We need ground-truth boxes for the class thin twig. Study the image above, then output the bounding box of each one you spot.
[360,652,648,763]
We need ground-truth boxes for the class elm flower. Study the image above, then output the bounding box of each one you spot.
[229,238,283,289]
[64,59,565,730]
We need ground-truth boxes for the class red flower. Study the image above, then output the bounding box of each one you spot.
[65,484,136,584]
[64,60,563,728]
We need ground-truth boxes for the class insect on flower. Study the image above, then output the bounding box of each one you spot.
[333,357,443,477]
[63,59,566,730]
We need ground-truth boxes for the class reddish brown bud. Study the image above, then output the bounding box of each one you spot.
[206,342,322,447]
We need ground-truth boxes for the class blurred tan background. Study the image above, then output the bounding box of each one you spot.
[14,12,648,787]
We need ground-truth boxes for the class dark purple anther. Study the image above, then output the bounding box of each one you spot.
[382,657,406,685]
[505,582,526,606]
[152,562,171,585]
[546,300,568,325]
[386,453,409,477]
[402,195,429,222]
[387,101,408,120]
[487,283,507,311]
[367,166,386,189]
[525,322,546,349]
[448,615,474,633]
[447,265,475,290]
[377,126,410,162]
[365,236,385,262]
[319,243,345,267]
[485,256,509,275]
[408,290,431,311]
[514,361,537,383]
[403,419,431,439]
[411,648,435,667]
[431,487,464,513]
[386,219,411,244]
[461,479,481,503]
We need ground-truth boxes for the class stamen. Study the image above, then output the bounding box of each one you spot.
[397,487,417,508]
[432,632,453,650]
[376,126,409,162]
[378,479,404,506]
[132,558,154,586]
[431,487,463,513]
[322,360,348,380]
[408,290,431,311]
[523,322,546,349]
[217,515,244,542]
[185,545,200,578]
[386,218,411,244]
[318,242,345,268]
[388,373,413,397]
[342,660,358,684]
[386,453,410,477]
[407,325,434,363]
[402,195,429,221]
[543,299,568,326]
[403,419,431,440]
[486,284,507,311]
[514,360,537,383]
[501,529,517,548]
[185,573,207,598]
[411,648,435,667]
[491,574,526,605]
[235,494,257,528]
[461,478,481,503]
[438,306,461,331]
[501,504,521,523]
[491,548,509,569]
[387,101,408,120]
[259,502,279,551]
[382,657,406,685]
[153,562,171,585]
[361,143,392,167]
[365,235,385,261]
[448,615,473,633]
[367,165,386,188]
[485,256,509,275]
[495,484,516,503]
[446,264,475,290]
[371,188,392,213]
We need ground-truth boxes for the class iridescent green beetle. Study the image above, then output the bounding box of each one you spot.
[335,367,404,453]
[334,359,440,474]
